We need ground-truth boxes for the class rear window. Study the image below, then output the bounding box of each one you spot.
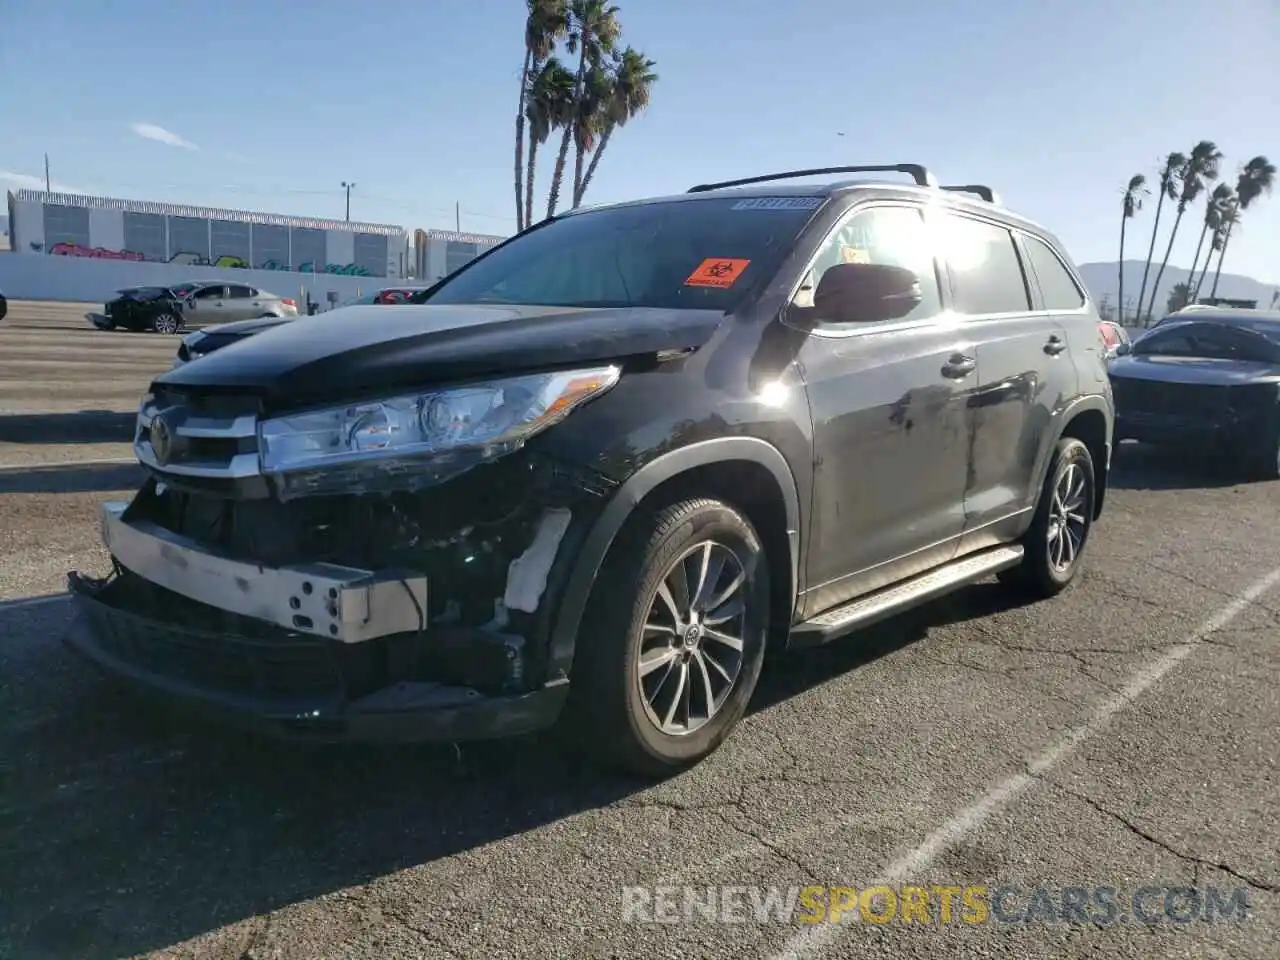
[421,196,824,311]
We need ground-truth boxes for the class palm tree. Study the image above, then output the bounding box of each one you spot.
[546,0,620,219]
[1118,174,1148,326]
[1145,141,1222,323]
[1166,282,1193,314]
[1135,152,1185,325]
[523,58,576,229]
[514,0,568,231]
[1186,182,1233,301]
[566,66,612,209]
[1209,155,1276,298]
[575,47,657,206]
[1193,197,1233,298]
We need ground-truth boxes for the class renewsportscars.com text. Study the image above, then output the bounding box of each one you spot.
[620,884,1251,926]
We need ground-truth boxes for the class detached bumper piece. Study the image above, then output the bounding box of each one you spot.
[65,573,567,743]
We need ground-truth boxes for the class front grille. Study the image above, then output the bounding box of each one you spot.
[1111,378,1230,417]
[136,390,263,481]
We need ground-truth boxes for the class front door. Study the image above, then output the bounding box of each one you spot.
[792,203,974,616]
[185,284,228,327]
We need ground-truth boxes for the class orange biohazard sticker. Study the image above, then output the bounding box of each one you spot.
[840,246,871,264]
[684,258,751,289]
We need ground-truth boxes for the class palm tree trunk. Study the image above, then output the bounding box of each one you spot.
[1209,223,1234,298]
[514,49,532,233]
[577,124,613,205]
[546,129,573,219]
[1185,222,1209,304]
[547,44,587,219]
[1118,215,1128,326]
[1135,198,1166,326]
[524,140,540,229]
[1145,207,1185,321]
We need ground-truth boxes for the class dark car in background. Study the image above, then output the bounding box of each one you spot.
[1110,309,1280,479]
[89,284,193,333]
[0,285,7,322]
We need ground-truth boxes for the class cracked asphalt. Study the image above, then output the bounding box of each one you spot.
[1,302,1277,959]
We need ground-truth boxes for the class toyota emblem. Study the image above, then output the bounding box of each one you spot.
[150,414,174,465]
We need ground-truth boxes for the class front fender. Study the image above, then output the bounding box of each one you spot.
[543,436,802,684]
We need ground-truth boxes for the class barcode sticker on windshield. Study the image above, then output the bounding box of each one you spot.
[730,197,824,211]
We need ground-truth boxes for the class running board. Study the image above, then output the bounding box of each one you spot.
[789,545,1025,647]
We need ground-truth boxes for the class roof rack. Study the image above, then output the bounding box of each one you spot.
[940,184,1001,204]
[687,164,937,194]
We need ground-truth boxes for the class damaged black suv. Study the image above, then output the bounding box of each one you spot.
[66,164,1114,775]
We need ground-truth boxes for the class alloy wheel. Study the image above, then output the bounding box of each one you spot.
[637,540,748,736]
[154,313,179,334]
[1046,462,1088,572]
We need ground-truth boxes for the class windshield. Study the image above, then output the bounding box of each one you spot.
[417,196,824,311]
[1133,323,1280,363]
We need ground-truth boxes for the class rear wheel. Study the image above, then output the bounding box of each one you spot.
[152,312,181,334]
[567,498,770,776]
[999,437,1096,598]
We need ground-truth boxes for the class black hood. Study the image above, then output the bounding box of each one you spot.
[1108,354,1280,386]
[156,303,725,401]
[199,316,295,337]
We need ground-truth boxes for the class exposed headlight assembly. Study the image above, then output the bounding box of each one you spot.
[258,365,621,498]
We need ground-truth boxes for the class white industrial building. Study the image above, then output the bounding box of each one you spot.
[413,228,506,282]
[6,189,410,279]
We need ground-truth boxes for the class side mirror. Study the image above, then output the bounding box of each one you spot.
[812,262,923,324]
[1114,341,1132,357]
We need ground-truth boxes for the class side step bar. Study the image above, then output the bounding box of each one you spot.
[788,544,1025,648]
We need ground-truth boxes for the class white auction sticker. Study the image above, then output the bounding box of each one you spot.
[730,196,824,211]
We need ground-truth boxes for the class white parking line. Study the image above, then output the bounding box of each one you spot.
[767,563,1280,960]
[0,457,138,472]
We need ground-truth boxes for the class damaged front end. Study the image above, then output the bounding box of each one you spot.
[65,374,621,742]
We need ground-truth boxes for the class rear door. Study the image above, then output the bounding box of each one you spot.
[934,212,1076,554]
[224,283,257,321]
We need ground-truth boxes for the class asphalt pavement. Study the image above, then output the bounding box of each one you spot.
[1,301,1277,960]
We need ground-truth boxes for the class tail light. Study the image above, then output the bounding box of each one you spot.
[1098,322,1120,351]
[281,298,296,308]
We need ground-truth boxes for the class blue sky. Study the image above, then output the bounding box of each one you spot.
[2,0,1278,280]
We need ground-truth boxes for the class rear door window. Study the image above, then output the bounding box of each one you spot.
[937,213,1032,315]
[227,285,254,299]
[1020,234,1086,310]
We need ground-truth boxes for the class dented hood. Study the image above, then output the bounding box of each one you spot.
[156,303,725,401]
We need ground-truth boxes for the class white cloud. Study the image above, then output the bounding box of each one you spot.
[130,122,198,150]
[0,169,83,194]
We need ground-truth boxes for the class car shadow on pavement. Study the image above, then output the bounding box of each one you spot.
[0,411,137,444]
[0,581,1033,960]
[0,462,145,495]
[1108,441,1255,491]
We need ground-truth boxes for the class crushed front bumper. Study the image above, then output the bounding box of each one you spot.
[65,498,578,743]
[65,574,568,743]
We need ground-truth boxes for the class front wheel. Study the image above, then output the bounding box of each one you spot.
[999,437,1096,598]
[567,498,770,776]
[152,312,181,334]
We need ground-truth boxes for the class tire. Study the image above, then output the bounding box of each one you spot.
[152,312,181,335]
[998,436,1096,598]
[567,498,770,776]
[0,296,7,322]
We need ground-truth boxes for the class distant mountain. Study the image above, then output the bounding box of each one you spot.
[1076,260,1280,322]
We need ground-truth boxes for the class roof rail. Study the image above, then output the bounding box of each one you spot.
[940,184,1001,204]
[687,164,937,194]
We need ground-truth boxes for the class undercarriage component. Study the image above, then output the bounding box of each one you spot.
[101,501,428,644]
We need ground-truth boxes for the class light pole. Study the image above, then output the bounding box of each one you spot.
[341,181,356,221]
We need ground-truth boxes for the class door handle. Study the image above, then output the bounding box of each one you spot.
[1044,335,1067,356]
[941,354,976,378]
